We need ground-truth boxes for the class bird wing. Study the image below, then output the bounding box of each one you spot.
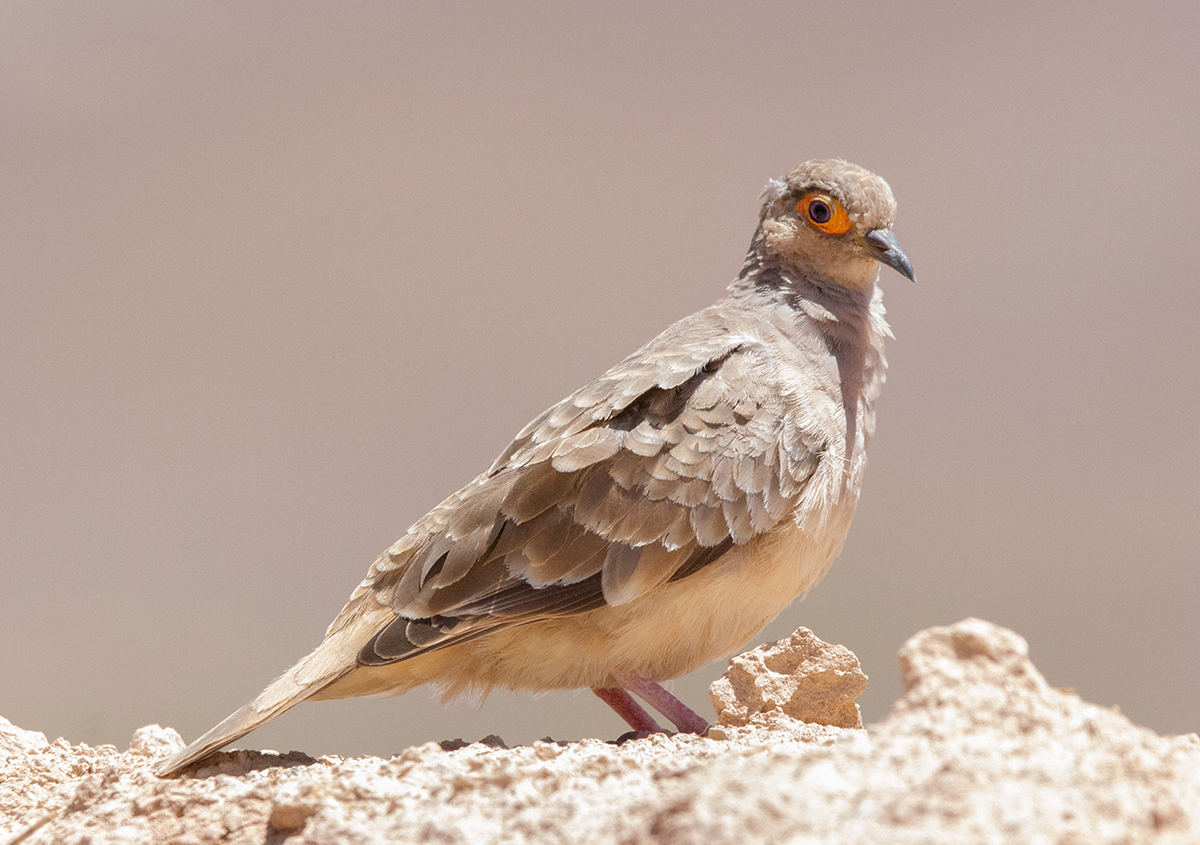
[331,309,824,666]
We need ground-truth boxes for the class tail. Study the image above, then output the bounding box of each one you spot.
[154,612,385,777]
[152,680,324,777]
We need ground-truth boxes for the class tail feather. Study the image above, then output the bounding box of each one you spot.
[152,684,314,777]
[154,610,388,777]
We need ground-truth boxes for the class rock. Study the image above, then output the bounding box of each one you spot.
[0,716,49,760]
[709,626,867,730]
[1,619,1197,844]
[127,725,185,759]
[661,619,1200,844]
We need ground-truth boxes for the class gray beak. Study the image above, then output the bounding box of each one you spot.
[864,229,915,282]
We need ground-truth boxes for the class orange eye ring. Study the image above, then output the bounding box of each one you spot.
[797,192,852,235]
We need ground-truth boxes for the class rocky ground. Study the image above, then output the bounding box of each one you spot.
[3,619,1198,844]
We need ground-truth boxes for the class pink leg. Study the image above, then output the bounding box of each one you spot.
[612,670,710,736]
[592,687,663,733]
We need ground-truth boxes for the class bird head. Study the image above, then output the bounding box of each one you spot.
[756,159,914,290]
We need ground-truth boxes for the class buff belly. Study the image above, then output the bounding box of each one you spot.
[315,500,856,702]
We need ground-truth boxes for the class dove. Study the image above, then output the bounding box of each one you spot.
[155,158,913,776]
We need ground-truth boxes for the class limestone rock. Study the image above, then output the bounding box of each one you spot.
[709,626,867,730]
[2,619,1198,845]
[127,725,185,760]
[0,716,49,760]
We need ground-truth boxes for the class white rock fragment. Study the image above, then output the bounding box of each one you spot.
[268,781,323,832]
[0,716,49,760]
[128,724,185,758]
[709,626,868,729]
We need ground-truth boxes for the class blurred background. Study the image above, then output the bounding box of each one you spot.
[3,3,1197,758]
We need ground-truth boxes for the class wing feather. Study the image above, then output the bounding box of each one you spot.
[335,305,835,667]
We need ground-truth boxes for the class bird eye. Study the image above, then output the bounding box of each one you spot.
[797,192,852,235]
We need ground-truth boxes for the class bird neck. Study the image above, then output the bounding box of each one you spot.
[724,247,890,511]
[729,250,884,344]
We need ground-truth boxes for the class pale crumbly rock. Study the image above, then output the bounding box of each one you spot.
[4,620,1199,845]
[708,626,867,731]
[127,725,185,759]
[0,717,50,760]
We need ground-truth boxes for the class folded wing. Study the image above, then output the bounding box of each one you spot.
[329,314,822,666]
